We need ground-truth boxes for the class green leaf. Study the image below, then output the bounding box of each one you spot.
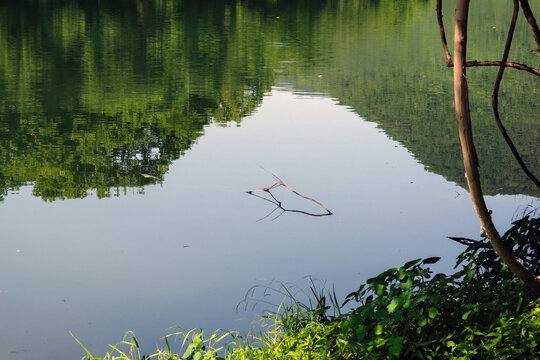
[388,337,404,357]
[411,294,427,306]
[430,293,441,304]
[403,259,422,269]
[375,323,383,335]
[375,308,389,320]
[400,277,413,291]
[182,343,196,359]
[462,310,472,320]
[387,302,398,314]
[165,334,171,353]
[398,267,406,280]
[394,309,404,322]
[428,307,438,319]
[432,273,447,281]
[418,316,427,327]
[516,296,523,312]
[356,325,367,341]
[132,336,139,349]
[423,257,441,264]
[403,292,412,309]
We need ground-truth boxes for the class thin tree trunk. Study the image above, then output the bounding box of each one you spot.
[453,0,540,295]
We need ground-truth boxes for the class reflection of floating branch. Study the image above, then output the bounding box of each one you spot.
[247,167,333,219]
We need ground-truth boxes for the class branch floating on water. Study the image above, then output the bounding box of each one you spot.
[247,166,333,219]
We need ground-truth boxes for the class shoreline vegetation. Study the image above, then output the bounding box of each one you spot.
[79,216,540,360]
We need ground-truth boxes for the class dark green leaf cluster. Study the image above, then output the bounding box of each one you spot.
[301,216,540,359]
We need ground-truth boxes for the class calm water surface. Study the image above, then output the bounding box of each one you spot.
[1,1,539,359]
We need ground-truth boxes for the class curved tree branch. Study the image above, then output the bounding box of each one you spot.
[519,0,540,52]
[453,0,540,295]
[437,1,540,76]
[465,60,540,76]
[492,0,540,189]
[437,0,453,66]
[450,60,540,76]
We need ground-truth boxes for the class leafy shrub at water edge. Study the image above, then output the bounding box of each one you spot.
[82,216,540,359]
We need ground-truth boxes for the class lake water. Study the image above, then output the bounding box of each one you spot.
[1,1,539,359]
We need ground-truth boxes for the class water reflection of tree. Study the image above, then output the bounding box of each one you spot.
[290,0,540,197]
[0,0,282,201]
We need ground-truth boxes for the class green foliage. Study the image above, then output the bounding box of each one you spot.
[331,215,540,359]
[80,216,540,360]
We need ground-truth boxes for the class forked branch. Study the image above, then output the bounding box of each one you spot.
[437,0,540,76]
[247,167,333,219]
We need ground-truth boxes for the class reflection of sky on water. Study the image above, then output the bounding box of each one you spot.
[1,89,538,359]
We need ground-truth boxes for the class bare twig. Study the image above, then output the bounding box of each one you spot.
[247,167,333,218]
[492,0,540,189]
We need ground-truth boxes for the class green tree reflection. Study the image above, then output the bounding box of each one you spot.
[0,0,281,200]
[0,0,538,201]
